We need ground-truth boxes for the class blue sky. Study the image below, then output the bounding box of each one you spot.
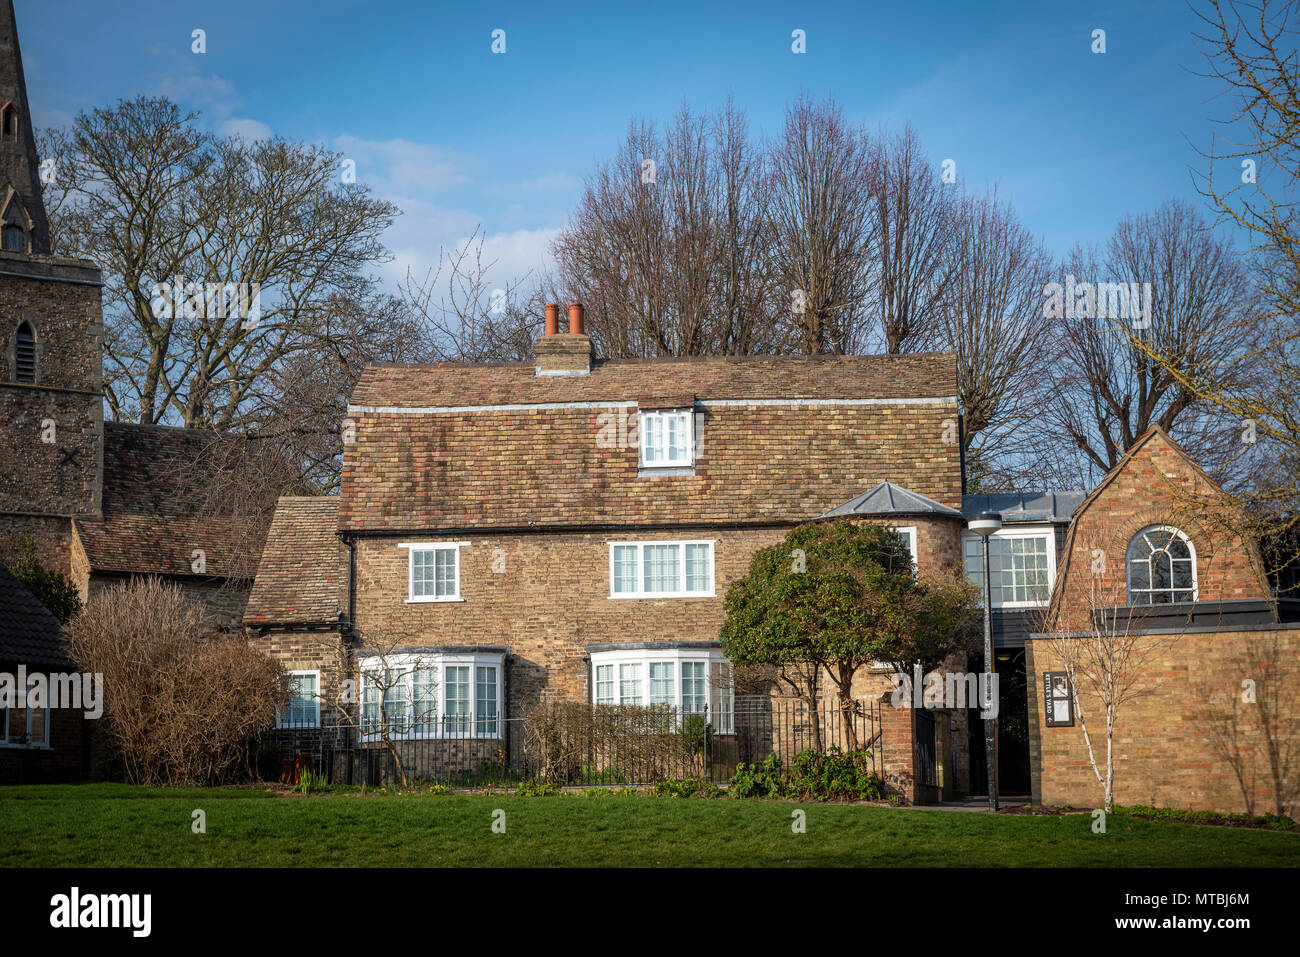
[19,0,1235,288]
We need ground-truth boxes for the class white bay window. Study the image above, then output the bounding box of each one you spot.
[359,651,503,740]
[590,647,733,733]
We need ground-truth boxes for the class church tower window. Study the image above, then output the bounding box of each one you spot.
[14,320,35,382]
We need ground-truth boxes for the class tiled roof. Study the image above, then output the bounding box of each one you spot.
[75,422,250,579]
[822,482,963,518]
[340,352,962,532]
[962,491,1088,524]
[244,497,343,626]
[0,565,69,668]
[350,352,958,408]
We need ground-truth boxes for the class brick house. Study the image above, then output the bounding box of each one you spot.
[246,305,970,799]
[1025,426,1300,813]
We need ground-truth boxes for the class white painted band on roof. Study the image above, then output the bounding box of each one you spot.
[347,396,957,415]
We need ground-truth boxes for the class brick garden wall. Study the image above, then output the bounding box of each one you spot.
[1026,626,1300,813]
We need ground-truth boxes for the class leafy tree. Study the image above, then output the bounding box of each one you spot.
[6,531,82,623]
[720,521,979,749]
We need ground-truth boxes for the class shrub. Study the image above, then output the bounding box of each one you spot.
[520,700,706,784]
[731,753,785,798]
[6,530,81,623]
[652,777,722,799]
[731,748,885,802]
[66,577,285,785]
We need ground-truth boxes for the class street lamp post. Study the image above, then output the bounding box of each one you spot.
[967,512,1003,813]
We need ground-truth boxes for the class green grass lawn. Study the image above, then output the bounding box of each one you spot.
[0,784,1295,867]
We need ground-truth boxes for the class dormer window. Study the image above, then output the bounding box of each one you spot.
[639,409,693,468]
[1,105,16,139]
[2,224,23,252]
[14,320,34,382]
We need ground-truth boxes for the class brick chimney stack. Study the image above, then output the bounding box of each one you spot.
[535,301,593,376]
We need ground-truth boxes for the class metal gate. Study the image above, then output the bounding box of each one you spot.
[914,707,936,787]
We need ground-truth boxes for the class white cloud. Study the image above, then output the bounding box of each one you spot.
[219,117,272,141]
[154,73,241,117]
[333,134,467,196]
[328,135,560,295]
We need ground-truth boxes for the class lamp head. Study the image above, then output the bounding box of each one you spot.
[967,512,1003,537]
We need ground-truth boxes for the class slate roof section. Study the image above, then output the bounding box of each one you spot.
[75,422,250,579]
[349,352,959,409]
[821,482,963,518]
[0,565,69,668]
[340,351,963,532]
[961,491,1087,524]
[243,497,343,626]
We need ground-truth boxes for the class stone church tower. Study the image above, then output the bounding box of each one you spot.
[0,0,104,575]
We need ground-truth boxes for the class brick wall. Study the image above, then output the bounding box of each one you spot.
[1026,627,1300,813]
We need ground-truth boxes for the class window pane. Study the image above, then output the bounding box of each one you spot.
[612,545,638,594]
[710,662,734,734]
[412,550,435,597]
[283,673,318,728]
[619,663,642,704]
[435,548,457,598]
[476,666,498,735]
[595,664,614,705]
[642,415,662,464]
[666,413,689,463]
[384,672,410,733]
[682,661,706,714]
[412,668,438,735]
[685,543,711,593]
[643,544,680,593]
[362,674,381,734]
[649,662,675,706]
[445,666,470,734]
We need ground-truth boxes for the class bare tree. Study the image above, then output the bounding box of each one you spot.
[42,96,399,433]
[552,101,778,357]
[399,225,541,364]
[937,189,1054,483]
[66,577,285,785]
[1043,199,1258,488]
[330,638,444,791]
[1036,578,1176,811]
[768,93,878,354]
[869,124,954,354]
[1119,1,1300,586]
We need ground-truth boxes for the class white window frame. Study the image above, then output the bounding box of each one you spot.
[400,541,469,603]
[890,525,919,569]
[277,669,321,729]
[357,652,503,741]
[638,408,695,468]
[1126,524,1198,605]
[962,526,1057,609]
[608,540,716,598]
[589,647,734,733]
[0,676,51,749]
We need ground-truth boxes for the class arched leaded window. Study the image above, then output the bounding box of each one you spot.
[1127,525,1196,604]
[14,321,35,382]
[2,224,23,252]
